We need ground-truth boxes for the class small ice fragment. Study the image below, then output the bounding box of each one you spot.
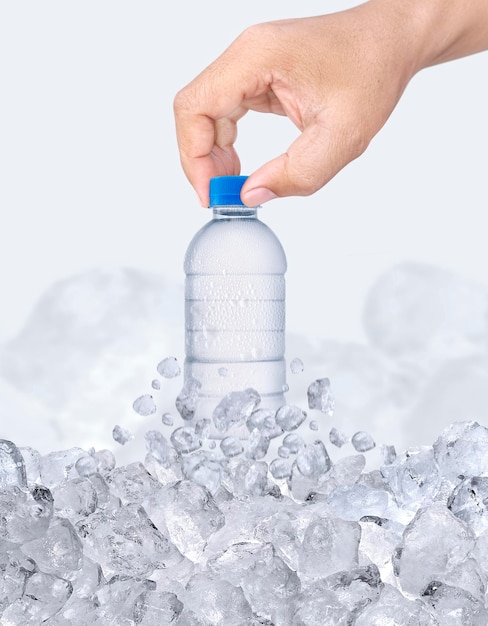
[381,444,397,465]
[161,412,174,426]
[133,394,157,416]
[220,437,244,458]
[195,418,210,440]
[112,425,133,446]
[213,388,261,433]
[282,383,290,392]
[92,449,116,475]
[246,428,270,460]
[282,433,304,454]
[218,367,228,377]
[329,427,348,448]
[170,427,201,454]
[208,440,216,450]
[278,445,290,458]
[151,379,161,390]
[270,457,293,479]
[296,440,331,478]
[75,454,98,477]
[175,377,201,421]
[307,377,335,415]
[352,431,376,452]
[157,356,181,379]
[309,420,319,431]
[290,357,304,374]
[275,405,307,431]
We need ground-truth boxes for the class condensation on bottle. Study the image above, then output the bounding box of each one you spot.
[183,175,287,437]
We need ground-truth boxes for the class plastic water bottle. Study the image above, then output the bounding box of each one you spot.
[183,175,287,436]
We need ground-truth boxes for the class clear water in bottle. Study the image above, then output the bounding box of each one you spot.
[183,175,287,436]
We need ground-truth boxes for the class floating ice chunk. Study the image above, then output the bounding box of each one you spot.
[161,412,174,426]
[309,420,319,431]
[307,377,335,415]
[433,420,488,486]
[329,427,348,448]
[213,388,261,433]
[381,446,441,509]
[220,437,244,458]
[218,367,228,377]
[282,433,304,453]
[422,581,488,625]
[381,444,397,465]
[290,357,304,374]
[277,446,290,459]
[298,516,361,580]
[352,431,376,452]
[111,424,133,446]
[157,356,181,379]
[171,427,202,454]
[448,476,488,536]
[246,428,270,460]
[145,430,179,472]
[133,394,157,416]
[269,458,293,480]
[0,485,53,543]
[295,440,331,478]
[151,379,161,390]
[275,405,307,431]
[246,408,283,439]
[397,501,475,596]
[175,377,202,421]
[0,440,27,488]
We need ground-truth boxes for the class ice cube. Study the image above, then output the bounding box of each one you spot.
[134,590,184,625]
[397,501,476,596]
[111,424,133,446]
[290,357,304,374]
[275,405,307,431]
[329,427,348,448]
[354,583,437,625]
[422,581,488,625]
[220,437,243,458]
[298,516,361,579]
[447,476,488,536]
[157,356,181,379]
[352,431,376,453]
[246,428,270,460]
[171,427,202,454]
[213,388,261,433]
[133,394,157,416]
[175,377,202,421]
[307,377,335,415]
[0,485,53,543]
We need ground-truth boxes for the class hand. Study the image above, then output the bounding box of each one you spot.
[174,0,488,207]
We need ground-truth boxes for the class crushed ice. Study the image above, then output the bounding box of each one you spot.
[2,371,488,624]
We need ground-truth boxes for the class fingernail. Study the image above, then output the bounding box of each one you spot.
[242,187,278,206]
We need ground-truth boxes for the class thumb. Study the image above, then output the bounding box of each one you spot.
[241,114,367,205]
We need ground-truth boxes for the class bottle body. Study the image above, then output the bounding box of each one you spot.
[184,204,287,436]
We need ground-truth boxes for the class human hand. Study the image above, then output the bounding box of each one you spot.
[174,0,488,207]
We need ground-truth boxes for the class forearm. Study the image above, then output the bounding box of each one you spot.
[371,0,488,71]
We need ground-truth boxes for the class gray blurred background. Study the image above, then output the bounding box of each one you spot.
[0,1,487,465]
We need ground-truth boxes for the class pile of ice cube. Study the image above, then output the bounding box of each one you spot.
[2,374,488,625]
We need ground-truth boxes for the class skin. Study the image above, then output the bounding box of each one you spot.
[174,0,488,207]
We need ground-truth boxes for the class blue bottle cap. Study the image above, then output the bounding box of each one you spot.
[209,176,248,207]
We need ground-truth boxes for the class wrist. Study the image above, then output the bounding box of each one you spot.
[369,0,488,71]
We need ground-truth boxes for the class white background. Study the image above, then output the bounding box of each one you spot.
[0,1,487,460]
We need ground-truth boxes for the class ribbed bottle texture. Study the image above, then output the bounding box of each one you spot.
[183,176,287,436]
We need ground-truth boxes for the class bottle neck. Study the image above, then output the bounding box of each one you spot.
[212,206,257,219]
